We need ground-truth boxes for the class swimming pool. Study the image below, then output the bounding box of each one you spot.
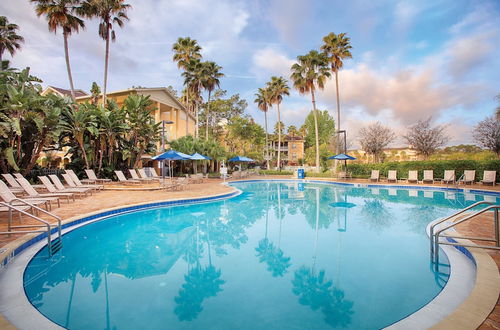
[21,181,497,329]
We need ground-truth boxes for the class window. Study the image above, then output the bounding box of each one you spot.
[292,143,296,149]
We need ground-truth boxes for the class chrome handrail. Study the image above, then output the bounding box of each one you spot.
[429,201,492,256]
[432,204,500,261]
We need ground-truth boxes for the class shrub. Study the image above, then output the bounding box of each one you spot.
[346,160,500,181]
[260,170,293,176]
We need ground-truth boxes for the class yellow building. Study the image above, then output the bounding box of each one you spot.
[350,147,419,163]
[270,136,305,166]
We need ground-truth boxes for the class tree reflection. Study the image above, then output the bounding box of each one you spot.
[255,238,291,277]
[360,199,393,232]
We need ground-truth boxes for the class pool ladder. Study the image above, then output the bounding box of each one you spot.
[0,200,63,257]
[429,201,500,263]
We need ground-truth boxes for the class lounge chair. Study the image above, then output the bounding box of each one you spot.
[422,170,434,184]
[6,173,45,190]
[176,177,189,190]
[85,169,112,183]
[49,175,93,196]
[67,170,103,190]
[115,170,141,184]
[408,171,418,184]
[0,180,51,211]
[138,168,160,182]
[16,177,71,206]
[1,173,25,193]
[459,170,475,185]
[129,169,154,183]
[387,170,397,183]
[38,176,81,199]
[370,170,380,182]
[480,171,496,186]
[442,170,455,184]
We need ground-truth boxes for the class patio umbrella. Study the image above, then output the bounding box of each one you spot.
[328,153,356,172]
[152,150,193,179]
[228,156,255,162]
[190,152,211,174]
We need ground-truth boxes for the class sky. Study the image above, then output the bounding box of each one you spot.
[2,0,500,147]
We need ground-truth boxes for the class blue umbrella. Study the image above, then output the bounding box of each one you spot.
[328,153,356,173]
[228,156,255,162]
[190,152,211,160]
[152,150,193,180]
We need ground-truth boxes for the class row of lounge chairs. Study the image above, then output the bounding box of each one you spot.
[369,170,497,185]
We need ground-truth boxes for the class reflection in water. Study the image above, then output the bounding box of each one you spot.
[255,238,291,277]
[360,199,394,232]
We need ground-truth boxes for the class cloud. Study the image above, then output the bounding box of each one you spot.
[251,47,295,81]
[393,1,420,33]
[267,0,312,46]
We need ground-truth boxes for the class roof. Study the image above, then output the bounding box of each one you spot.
[48,86,88,97]
[285,136,304,141]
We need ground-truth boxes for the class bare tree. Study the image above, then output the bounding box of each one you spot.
[403,118,449,159]
[358,122,396,162]
[473,116,500,155]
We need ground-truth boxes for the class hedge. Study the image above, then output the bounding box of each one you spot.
[346,160,500,182]
[260,170,293,175]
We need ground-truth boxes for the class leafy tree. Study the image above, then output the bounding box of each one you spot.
[201,61,224,140]
[32,0,84,100]
[321,32,352,135]
[287,125,299,137]
[90,81,100,105]
[291,50,331,172]
[358,122,396,163]
[403,118,449,159]
[0,16,24,71]
[254,87,272,169]
[81,0,130,104]
[303,110,335,149]
[199,90,246,139]
[225,115,265,160]
[304,144,334,172]
[267,76,290,170]
[473,116,500,155]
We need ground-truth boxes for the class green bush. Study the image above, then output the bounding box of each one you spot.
[346,160,500,181]
[260,170,293,175]
[305,171,334,178]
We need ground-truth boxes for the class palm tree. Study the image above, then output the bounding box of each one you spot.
[0,16,24,72]
[288,125,299,137]
[202,61,224,140]
[81,0,130,105]
[32,0,84,100]
[254,87,272,169]
[61,104,95,169]
[172,37,202,133]
[495,94,500,121]
[290,50,330,172]
[182,58,204,138]
[267,76,290,170]
[320,32,352,134]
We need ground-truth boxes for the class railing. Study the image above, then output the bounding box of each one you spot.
[0,200,63,256]
[430,202,500,262]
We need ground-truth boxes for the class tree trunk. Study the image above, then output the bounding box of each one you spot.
[311,89,320,173]
[102,27,110,105]
[206,89,211,140]
[333,69,341,174]
[0,48,3,72]
[79,140,90,169]
[195,102,199,138]
[63,31,76,101]
[277,102,282,171]
[264,110,270,170]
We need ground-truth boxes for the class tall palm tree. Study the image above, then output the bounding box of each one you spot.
[496,94,500,121]
[0,16,24,72]
[290,50,331,173]
[320,32,352,134]
[172,37,202,133]
[202,61,224,140]
[254,87,272,169]
[267,76,290,170]
[32,0,84,100]
[182,58,204,138]
[81,0,130,105]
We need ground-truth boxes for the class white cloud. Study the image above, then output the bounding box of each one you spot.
[251,47,295,81]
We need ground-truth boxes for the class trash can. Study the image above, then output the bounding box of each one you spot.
[297,168,305,179]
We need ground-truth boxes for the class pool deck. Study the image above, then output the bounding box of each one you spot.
[0,175,499,329]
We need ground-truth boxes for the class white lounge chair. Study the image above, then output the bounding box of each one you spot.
[408,171,418,184]
[65,169,95,184]
[16,177,70,206]
[0,180,51,211]
[115,170,140,184]
[387,170,397,183]
[8,173,45,190]
[459,170,475,185]
[442,170,455,184]
[138,168,160,181]
[480,171,496,186]
[370,170,380,182]
[49,175,93,195]
[38,176,81,199]
[85,169,112,183]
[1,173,25,193]
[66,170,103,190]
[422,170,434,184]
[129,169,153,182]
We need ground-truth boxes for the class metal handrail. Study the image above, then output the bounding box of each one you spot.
[429,201,493,256]
[432,204,500,261]
[0,200,62,256]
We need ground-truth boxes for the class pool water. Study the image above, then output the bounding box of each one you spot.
[23,182,497,329]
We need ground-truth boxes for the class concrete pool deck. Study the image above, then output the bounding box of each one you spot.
[0,176,498,329]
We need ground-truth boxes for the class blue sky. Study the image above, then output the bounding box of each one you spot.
[2,0,499,146]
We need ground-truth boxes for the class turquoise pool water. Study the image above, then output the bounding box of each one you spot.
[23,182,498,329]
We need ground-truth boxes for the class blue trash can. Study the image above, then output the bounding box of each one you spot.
[298,168,305,179]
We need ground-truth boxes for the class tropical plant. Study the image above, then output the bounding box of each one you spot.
[320,32,352,134]
[182,58,204,137]
[172,37,202,113]
[0,16,24,71]
[255,87,272,169]
[90,81,100,105]
[291,51,331,172]
[287,125,299,137]
[267,76,290,170]
[81,0,130,104]
[32,0,84,100]
[201,61,224,140]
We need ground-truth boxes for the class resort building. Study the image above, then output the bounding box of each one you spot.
[269,136,305,166]
[350,147,419,163]
[41,86,88,98]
